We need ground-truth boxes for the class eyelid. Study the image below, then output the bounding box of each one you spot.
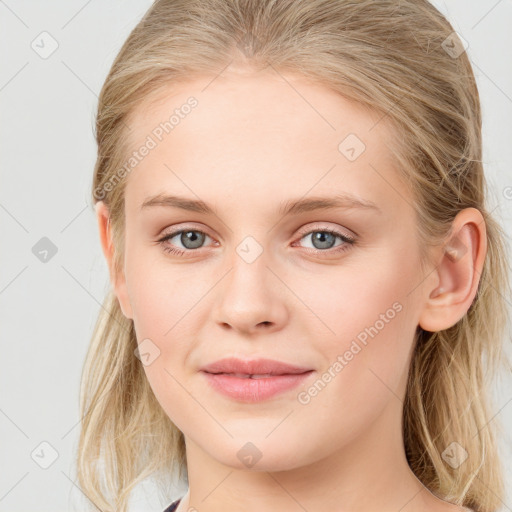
[159,223,215,239]
[295,222,356,241]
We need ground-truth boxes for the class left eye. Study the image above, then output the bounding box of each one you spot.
[295,229,355,252]
[157,227,356,257]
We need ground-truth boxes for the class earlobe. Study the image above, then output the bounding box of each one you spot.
[418,208,487,333]
[94,201,134,320]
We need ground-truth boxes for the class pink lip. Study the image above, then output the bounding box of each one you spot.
[200,357,312,375]
[200,357,314,402]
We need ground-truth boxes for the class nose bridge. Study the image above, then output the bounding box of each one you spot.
[213,232,286,332]
[226,233,271,298]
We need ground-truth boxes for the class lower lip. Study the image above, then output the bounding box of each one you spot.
[202,371,314,402]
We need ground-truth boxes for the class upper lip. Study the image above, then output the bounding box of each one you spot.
[200,357,313,376]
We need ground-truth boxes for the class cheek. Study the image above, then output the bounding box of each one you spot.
[295,251,418,390]
[124,245,193,335]
[295,252,413,340]
[125,253,210,389]
[291,267,417,450]
[128,266,198,429]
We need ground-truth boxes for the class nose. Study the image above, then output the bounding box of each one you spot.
[212,250,288,335]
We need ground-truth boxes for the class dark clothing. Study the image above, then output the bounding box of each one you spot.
[163,498,181,511]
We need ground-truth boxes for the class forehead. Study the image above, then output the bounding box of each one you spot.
[122,69,411,219]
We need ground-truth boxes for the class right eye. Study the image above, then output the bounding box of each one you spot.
[157,228,215,256]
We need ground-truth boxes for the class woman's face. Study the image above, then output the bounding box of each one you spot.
[106,67,437,471]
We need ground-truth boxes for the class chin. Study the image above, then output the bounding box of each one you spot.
[209,436,312,472]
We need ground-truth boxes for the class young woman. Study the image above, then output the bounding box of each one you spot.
[77,1,511,511]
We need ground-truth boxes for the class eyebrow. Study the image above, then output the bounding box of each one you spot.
[140,192,381,216]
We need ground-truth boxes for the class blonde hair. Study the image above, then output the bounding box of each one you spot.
[78,1,512,511]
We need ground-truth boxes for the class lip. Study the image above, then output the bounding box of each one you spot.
[200,357,312,375]
[200,357,314,402]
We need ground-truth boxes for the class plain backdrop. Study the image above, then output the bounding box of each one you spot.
[1,1,511,511]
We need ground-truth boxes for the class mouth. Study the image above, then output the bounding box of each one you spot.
[201,370,314,402]
[200,357,313,376]
[206,371,309,378]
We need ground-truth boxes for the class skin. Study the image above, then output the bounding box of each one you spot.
[95,63,485,512]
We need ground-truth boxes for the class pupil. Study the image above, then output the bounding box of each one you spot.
[183,231,203,249]
[314,232,334,249]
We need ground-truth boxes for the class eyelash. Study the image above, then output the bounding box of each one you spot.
[157,226,356,258]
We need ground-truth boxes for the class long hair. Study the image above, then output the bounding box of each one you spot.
[77,1,512,510]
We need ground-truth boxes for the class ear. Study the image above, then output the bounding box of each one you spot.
[418,207,487,333]
[94,201,133,320]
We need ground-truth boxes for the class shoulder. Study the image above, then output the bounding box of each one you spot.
[422,495,474,512]
[449,504,474,512]
[162,498,181,512]
[440,504,474,512]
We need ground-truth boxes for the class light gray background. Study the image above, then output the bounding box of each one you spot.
[1,1,511,511]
